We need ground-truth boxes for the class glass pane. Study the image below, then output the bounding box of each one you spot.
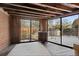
[31,20,39,41]
[21,19,30,42]
[62,15,79,47]
[48,18,61,44]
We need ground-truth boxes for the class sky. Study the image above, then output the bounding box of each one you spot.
[63,14,79,24]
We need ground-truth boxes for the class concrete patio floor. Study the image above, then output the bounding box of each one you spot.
[7,42,75,56]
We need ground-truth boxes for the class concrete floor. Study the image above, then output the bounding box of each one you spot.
[45,43,74,56]
[7,42,75,56]
[7,42,51,56]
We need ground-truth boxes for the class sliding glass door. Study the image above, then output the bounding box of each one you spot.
[48,14,79,47]
[20,19,39,42]
[31,20,39,41]
[48,18,61,44]
[62,15,79,47]
[21,19,30,42]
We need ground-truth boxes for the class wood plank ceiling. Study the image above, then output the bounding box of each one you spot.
[0,3,79,19]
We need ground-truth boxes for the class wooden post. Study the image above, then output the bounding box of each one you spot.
[38,18,48,43]
[9,15,21,44]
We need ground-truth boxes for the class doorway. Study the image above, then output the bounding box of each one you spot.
[20,19,39,42]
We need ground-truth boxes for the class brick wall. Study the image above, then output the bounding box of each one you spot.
[0,8,10,51]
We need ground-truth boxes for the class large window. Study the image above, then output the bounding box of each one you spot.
[48,14,79,47]
[31,20,39,41]
[48,18,61,44]
[62,15,79,47]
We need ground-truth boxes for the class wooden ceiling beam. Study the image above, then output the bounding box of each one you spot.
[2,7,48,15]
[4,7,56,16]
[8,12,42,17]
[72,3,79,6]
[9,13,41,17]
[4,3,62,15]
[10,14,53,19]
[70,3,79,8]
[10,14,39,18]
[32,3,72,13]
[8,10,56,17]
[9,12,54,18]
[5,9,41,15]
